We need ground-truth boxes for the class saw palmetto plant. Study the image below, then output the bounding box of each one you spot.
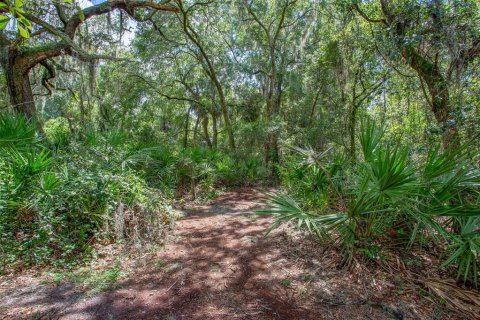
[259,120,480,286]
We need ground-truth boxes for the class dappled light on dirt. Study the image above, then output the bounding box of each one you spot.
[1,189,413,320]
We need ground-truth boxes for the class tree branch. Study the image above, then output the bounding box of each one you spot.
[54,3,68,26]
[352,3,388,26]
[273,0,297,44]
[64,0,178,38]
[39,60,56,95]
[447,38,480,79]
[19,1,178,69]
[128,73,204,106]
[244,0,270,39]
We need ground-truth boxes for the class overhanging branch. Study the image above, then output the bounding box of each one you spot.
[21,1,178,68]
[352,3,388,26]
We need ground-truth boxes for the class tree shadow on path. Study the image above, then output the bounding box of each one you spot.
[1,189,395,320]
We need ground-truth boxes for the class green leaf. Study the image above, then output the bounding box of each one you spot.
[17,15,31,29]
[79,11,85,22]
[18,24,29,38]
[15,0,25,9]
[0,15,9,30]
[0,3,9,9]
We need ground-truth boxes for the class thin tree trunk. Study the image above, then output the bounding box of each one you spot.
[217,86,236,149]
[264,45,281,172]
[211,112,218,149]
[309,86,322,124]
[202,114,212,148]
[349,103,359,162]
[183,107,192,148]
[193,115,200,146]
[79,91,86,128]
[177,1,235,149]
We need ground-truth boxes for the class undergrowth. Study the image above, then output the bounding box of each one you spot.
[47,262,126,296]
[0,114,268,271]
[259,119,480,287]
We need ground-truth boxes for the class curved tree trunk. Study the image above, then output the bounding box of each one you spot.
[176,0,236,150]
[3,49,37,119]
[353,1,463,150]
[379,0,459,149]
[0,1,178,132]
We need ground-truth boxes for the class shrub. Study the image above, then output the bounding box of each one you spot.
[216,152,268,186]
[259,119,480,286]
[0,115,177,270]
[0,113,37,149]
[278,149,345,210]
[44,117,71,147]
[125,144,268,199]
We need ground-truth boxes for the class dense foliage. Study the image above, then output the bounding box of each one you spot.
[0,112,267,270]
[0,0,479,292]
[0,114,174,269]
[260,120,480,286]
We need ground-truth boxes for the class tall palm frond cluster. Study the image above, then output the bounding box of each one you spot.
[259,120,480,286]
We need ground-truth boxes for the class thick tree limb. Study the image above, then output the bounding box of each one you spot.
[64,0,178,38]
[352,3,388,26]
[20,1,177,69]
[25,13,107,63]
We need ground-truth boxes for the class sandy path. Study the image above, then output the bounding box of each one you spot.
[1,189,415,320]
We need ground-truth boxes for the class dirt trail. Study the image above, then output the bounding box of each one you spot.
[1,189,435,320]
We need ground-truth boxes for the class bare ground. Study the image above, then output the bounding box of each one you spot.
[0,189,459,320]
